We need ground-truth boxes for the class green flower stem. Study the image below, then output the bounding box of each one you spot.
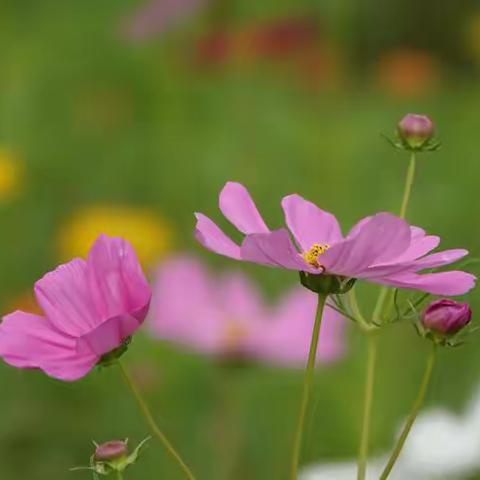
[356,333,378,480]
[379,344,436,479]
[356,285,386,480]
[290,292,328,480]
[357,148,419,479]
[117,361,196,480]
[400,152,416,220]
[116,471,124,480]
[371,151,418,327]
[348,288,368,328]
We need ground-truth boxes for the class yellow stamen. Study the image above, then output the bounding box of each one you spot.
[303,243,330,269]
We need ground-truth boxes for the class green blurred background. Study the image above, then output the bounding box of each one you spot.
[1,0,480,478]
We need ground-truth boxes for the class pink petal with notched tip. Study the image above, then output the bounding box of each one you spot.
[0,311,98,381]
[219,182,269,235]
[375,270,476,296]
[281,194,343,251]
[194,213,241,260]
[321,213,412,276]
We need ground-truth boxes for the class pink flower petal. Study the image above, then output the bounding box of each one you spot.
[34,258,99,336]
[219,182,269,234]
[362,248,468,279]
[86,235,151,323]
[241,229,313,271]
[375,271,477,295]
[220,272,266,320]
[389,235,440,264]
[411,249,469,271]
[346,216,372,238]
[0,311,97,381]
[249,289,345,366]
[77,314,140,356]
[321,213,411,276]
[194,213,241,260]
[281,194,343,251]
[150,256,232,354]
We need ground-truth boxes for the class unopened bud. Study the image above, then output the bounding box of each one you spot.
[421,299,472,335]
[397,113,434,150]
[94,440,128,462]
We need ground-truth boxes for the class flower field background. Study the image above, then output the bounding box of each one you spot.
[1,1,480,478]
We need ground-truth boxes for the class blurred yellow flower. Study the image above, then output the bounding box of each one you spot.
[57,205,172,267]
[0,147,23,201]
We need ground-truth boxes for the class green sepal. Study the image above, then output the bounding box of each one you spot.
[381,133,441,153]
[98,337,132,367]
[299,272,356,295]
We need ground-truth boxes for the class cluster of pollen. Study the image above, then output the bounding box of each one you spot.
[303,243,330,269]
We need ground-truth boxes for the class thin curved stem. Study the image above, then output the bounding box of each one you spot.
[348,288,366,325]
[379,344,436,480]
[116,471,124,480]
[356,333,378,480]
[290,292,328,480]
[117,361,196,480]
[399,152,416,220]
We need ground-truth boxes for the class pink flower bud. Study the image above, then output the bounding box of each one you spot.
[397,113,434,149]
[421,299,472,335]
[94,440,128,461]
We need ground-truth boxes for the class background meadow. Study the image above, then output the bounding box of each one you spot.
[1,0,480,478]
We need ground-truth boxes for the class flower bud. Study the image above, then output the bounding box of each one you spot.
[397,113,434,149]
[421,299,472,335]
[94,440,128,461]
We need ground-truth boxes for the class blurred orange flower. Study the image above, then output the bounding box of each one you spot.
[0,147,23,202]
[57,205,172,267]
[375,49,440,98]
[6,291,43,315]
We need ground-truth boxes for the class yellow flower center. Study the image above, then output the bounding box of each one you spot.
[222,321,248,351]
[303,243,330,269]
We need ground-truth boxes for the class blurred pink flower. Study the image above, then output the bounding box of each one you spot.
[0,235,151,381]
[123,0,208,41]
[195,182,475,296]
[149,255,345,366]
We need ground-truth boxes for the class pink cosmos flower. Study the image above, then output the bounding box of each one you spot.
[0,235,151,381]
[195,182,476,296]
[123,0,208,42]
[149,255,345,366]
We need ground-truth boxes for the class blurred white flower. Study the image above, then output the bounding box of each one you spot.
[301,387,480,480]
